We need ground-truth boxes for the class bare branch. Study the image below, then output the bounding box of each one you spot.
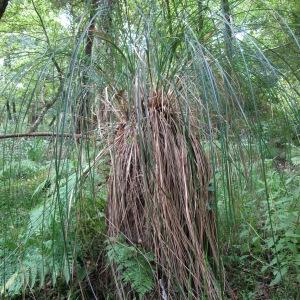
[27,0,65,133]
[28,97,58,133]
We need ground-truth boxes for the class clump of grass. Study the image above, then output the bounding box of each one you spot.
[107,87,221,299]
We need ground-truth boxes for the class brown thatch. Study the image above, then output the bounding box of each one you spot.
[107,88,221,299]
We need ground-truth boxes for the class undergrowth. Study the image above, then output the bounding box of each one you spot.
[1,138,299,299]
[106,238,155,298]
[0,138,108,298]
[219,151,300,299]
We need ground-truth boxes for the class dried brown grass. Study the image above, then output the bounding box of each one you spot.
[107,88,221,299]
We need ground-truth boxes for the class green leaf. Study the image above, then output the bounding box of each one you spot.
[270,266,288,286]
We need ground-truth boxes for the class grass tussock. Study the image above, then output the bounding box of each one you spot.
[107,87,221,299]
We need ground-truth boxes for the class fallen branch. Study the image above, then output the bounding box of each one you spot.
[0,132,85,140]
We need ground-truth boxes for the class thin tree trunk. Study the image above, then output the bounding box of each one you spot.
[76,0,115,134]
[76,0,97,134]
[6,101,12,120]
[12,101,16,115]
[222,0,233,63]
[28,102,38,125]
[197,0,205,38]
[221,0,235,115]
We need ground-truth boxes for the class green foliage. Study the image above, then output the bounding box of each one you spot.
[261,170,300,287]
[0,138,108,298]
[220,150,300,298]
[0,159,39,179]
[0,170,76,296]
[0,236,75,296]
[106,238,155,298]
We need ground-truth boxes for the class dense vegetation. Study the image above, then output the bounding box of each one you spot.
[0,0,299,299]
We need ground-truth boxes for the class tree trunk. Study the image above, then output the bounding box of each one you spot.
[6,101,12,120]
[76,0,98,134]
[197,0,204,38]
[222,0,233,63]
[221,0,235,116]
[76,0,115,134]
[0,0,9,20]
